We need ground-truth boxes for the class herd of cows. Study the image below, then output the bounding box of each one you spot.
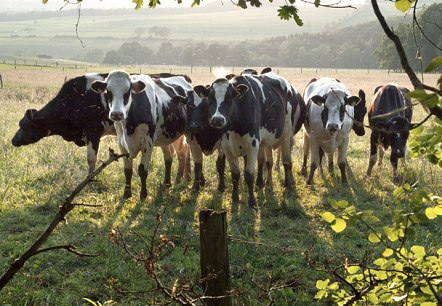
[10,68,414,208]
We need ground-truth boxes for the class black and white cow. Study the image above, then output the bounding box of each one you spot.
[302,77,361,185]
[366,83,413,183]
[91,70,192,199]
[172,90,226,193]
[11,73,115,173]
[11,73,191,184]
[194,70,300,208]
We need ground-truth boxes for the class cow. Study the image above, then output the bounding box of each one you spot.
[172,90,226,193]
[366,83,413,183]
[194,70,300,208]
[90,70,193,199]
[302,77,361,185]
[11,73,115,173]
[11,73,191,184]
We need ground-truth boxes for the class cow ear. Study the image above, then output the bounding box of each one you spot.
[194,85,210,98]
[225,74,236,80]
[25,109,37,122]
[171,95,189,105]
[358,90,366,105]
[91,80,107,93]
[261,67,271,74]
[234,84,249,98]
[311,95,325,105]
[345,96,360,106]
[131,80,146,93]
[374,85,383,95]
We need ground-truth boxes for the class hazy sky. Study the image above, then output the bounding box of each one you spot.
[2,0,368,12]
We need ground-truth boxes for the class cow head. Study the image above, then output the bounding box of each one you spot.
[352,89,367,136]
[11,109,48,146]
[195,78,249,129]
[171,90,208,135]
[91,70,146,121]
[310,89,360,135]
[376,116,410,159]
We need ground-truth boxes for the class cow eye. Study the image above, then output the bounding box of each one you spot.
[123,92,130,105]
[105,92,113,104]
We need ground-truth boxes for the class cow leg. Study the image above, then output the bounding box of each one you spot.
[327,152,334,176]
[138,141,154,200]
[244,151,258,209]
[301,131,310,176]
[345,159,354,178]
[216,151,226,193]
[161,145,173,187]
[172,136,191,184]
[337,138,350,184]
[391,155,400,184]
[184,143,192,182]
[274,147,281,173]
[281,135,294,190]
[256,147,266,189]
[229,158,241,205]
[378,146,385,167]
[265,146,274,190]
[188,139,204,192]
[307,138,320,185]
[366,132,378,177]
[86,141,99,174]
[122,155,133,199]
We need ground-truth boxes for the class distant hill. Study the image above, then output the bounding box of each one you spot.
[0,1,419,61]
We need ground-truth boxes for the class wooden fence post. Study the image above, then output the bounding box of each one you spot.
[0,74,3,89]
[199,210,232,306]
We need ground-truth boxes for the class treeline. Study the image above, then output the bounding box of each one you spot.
[100,3,440,70]
[101,22,383,69]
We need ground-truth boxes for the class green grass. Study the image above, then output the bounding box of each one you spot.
[0,68,441,305]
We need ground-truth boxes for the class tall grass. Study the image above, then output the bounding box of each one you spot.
[0,68,440,305]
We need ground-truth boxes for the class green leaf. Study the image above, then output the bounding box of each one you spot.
[425,207,438,219]
[321,212,336,223]
[411,245,426,257]
[42,0,49,4]
[395,0,411,12]
[331,218,347,233]
[368,232,381,243]
[132,0,144,9]
[347,266,360,274]
[277,5,303,26]
[382,248,394,257]
[316,279,329,289]
[425,56,442,72]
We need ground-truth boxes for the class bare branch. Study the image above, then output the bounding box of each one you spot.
[0,148,127,291]
[34,245,98,257]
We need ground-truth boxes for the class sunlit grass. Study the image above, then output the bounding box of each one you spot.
[0,68,440,305]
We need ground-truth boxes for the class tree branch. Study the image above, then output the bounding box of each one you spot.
[371,0,442,121]
[0,148,127,291]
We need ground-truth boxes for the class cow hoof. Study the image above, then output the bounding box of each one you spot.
[123,187,132,199]
[140,189,148,200]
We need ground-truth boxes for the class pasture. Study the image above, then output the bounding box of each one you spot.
[0,66,441,305]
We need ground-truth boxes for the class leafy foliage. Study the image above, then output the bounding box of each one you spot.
[317,184,442,305]
[408,58,442,171]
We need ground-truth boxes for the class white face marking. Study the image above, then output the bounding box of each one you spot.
[213,81,229,119]
[192,92,204,107]
[105,71,133,120]
[324,89,347,131]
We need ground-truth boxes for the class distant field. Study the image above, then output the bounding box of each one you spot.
[0,2,405,59]
[0,67,440,305]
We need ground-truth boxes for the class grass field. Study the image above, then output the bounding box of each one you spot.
[0,66,441,305]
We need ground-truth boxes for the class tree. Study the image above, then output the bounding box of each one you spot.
[148,25,171,39]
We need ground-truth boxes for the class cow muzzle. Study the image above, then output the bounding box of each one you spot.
[326,123,340,134]
[110,111,124,122]
[210,116,226,129]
